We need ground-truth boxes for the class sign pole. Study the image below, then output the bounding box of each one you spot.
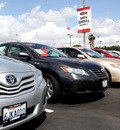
[77,1,91,48]
[83,0,86,48]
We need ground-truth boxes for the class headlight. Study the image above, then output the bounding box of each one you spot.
[36,69,43,87]
[61,67,89,76]
[110,64,120,69]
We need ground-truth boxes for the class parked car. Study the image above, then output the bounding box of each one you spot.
[0,55,47,130]
[57,47,120,83]
[93,49,120,59]
[0,42,108,102]
[110,50,120,56]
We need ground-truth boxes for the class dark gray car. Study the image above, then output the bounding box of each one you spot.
[0,42,108,103]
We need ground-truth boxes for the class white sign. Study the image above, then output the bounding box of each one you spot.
[77,7,92,33]
[3,103,26,123]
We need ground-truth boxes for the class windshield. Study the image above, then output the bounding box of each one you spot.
[26,43,67,57]
[80,48,104,58]
[105,50,120,58]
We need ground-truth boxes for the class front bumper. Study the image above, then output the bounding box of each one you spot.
[0,79,47,130]
[59,73,108,94]
[110,69,120,82]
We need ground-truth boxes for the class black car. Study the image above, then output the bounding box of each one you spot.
[0,42,108,102]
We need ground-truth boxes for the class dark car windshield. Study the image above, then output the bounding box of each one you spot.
[80,48,104,58]
[26,43,67,57]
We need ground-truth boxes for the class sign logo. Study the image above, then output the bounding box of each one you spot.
[6,75,17,84]
[80,11,87,15]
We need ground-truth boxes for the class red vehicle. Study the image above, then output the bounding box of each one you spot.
[93,49,120,59]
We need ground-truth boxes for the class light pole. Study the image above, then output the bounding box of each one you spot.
[67,34,73,47]
[83,0,86,48]
[117,41,119,50]
[15,34,21,42]
[99,40,102,48]
[83,0,85,7]
[52,39,56,47]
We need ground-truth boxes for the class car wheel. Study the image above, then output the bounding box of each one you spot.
[44,73,61,103]
[105,69,111,83]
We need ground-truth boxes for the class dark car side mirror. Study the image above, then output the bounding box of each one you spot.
[77,54,85,59]
[18,52,31,61]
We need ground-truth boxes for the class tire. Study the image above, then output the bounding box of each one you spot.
[105,69,111,83]
[44,73,61,103]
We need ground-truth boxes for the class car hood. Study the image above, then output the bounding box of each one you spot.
[0,56,36,73]
[43,57,102,70]
[90,57,120,65]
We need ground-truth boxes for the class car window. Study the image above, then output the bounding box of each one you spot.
[95,51,106,56]
[26,43,67,57]
[80,48,104,58]
[106,50,120,58]
[8,44,28,57]
[112,51,120,56]
[0,44,8,52]
[57,48,64,53]
[65,48,82,57]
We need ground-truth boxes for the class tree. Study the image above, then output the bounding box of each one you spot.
[94,45,119,51]
[88,34,95,49]
[73,44,82,47]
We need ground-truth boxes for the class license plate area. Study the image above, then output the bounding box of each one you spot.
[102,80,108,88]
[2,102,27,124]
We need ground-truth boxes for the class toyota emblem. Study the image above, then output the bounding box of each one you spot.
[6,75,17,84]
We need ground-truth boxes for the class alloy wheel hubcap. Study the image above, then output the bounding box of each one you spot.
[45,78,53,99]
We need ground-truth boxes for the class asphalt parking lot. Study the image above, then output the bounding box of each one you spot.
[12,84,120,130]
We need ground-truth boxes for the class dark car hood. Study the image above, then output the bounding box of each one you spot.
[41,56,102,70]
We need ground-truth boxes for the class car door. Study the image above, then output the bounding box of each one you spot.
[64,48,82,58]
[7,43,30,61]
[7,43,47,71]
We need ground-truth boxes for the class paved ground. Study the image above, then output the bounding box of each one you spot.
[12,84,120,130]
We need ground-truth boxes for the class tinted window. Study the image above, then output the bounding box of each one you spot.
[106,50,120,58]
[65,48,82,57]
[26,43,66,57]
[8,44,28,57]
[80,48,104,58]
[57,48,64,53]
[0,44,8,52]
[95,50,107,56]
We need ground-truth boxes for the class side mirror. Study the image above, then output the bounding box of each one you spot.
[18,52,31,61]
[77,54,85,59]
[19,52,30,57]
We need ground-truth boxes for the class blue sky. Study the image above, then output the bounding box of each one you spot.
[0,0,120,47]
[1,0,120,20]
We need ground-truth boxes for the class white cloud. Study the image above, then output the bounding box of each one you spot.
[0,5,120,48]
[90,18,120,47]
[0,2,7,10]
[18,12,30,20]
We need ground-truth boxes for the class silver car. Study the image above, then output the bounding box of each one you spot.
[0,56,47,130]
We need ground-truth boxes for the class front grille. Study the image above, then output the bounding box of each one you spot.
[91,69,107,78]
[0,75,35,96]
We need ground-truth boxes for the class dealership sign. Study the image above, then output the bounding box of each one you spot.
[77,7,92,33]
